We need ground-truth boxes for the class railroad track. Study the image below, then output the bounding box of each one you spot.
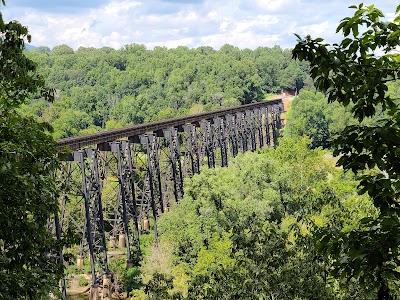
[57,99,283,150]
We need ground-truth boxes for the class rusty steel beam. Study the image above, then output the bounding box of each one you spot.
[57,99,283,151]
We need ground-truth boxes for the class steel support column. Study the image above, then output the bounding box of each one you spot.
[246,110,257,152]
[225,114,239,157]
[264,107,271,146]
[139,135,160,245]
[183,124,200,177]
[214,117,228,167]
[255,108,264,148]
[271,107,278,147]
[236,112,247,153]
[74,149,109,297]
[200,120,215,169]
[111,141,141,267]
[164,128,184,205]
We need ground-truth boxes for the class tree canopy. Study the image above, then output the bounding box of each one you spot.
[293,3,400,299]
[0,2,64,298]
[136,137,379,299]
[284,90,354,148]
[22,44,310,139]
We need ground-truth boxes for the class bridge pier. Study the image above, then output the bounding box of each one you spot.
[139,134,161,246]
[102,274,112,300]
[255,108,264,148]
[111,140,141,266]
[246,110,257,152]
[89,284,99,300]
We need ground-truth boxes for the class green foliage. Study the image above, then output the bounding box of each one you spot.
[52,108,93,139]
[126,267,143,293]
[108,256,143,294]
[65,252,91,275]
[143,137,376,299]
[0,2,64,298]
[78,278,89,287]
[285,90,353,148]
[23,44,310,138]
[188,218,333,300]
[144,272,182,300]
[193,233,234,276]
[293,3,400,298]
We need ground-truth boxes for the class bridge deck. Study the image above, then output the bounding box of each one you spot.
[57,99,283,150]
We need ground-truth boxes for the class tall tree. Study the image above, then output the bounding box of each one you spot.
[0,2,64,298]
[284,91,331,148]
[284,90,354,149]
[293,4,400,299]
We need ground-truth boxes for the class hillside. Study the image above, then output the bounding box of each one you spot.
[22,44,310,139]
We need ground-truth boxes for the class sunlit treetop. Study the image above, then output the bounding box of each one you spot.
[293,3,400,121]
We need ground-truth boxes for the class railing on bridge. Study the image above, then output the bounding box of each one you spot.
[54,99,284,299]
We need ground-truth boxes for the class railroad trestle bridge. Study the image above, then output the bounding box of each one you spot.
[54,99,284,299]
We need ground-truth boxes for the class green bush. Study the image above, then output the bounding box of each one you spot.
[108,256,143,294]
[78,279,89,287]
[125,267,142,293]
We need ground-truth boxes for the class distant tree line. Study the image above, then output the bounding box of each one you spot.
[21,44,310,139]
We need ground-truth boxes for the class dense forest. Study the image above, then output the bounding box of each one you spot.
[129,137,380,299]
[21,44,310,139]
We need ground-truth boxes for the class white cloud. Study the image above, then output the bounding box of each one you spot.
[387,13,396,22]
[102,32,132,49]
[234,15,279,33]
[200,32,280,49]
[207,11,218,20]
[253,0,299,13]
[299,21,330,37]
[2,0,398,50]
[103,1,142,16]
[219,19,232,32]
[146,37,194,49]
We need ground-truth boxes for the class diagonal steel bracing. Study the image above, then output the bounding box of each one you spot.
[163,128,184,205]
[183,123,200,178]
[56,99,284,299]
[199,120,216,169]
[110,141,141,267]
[74,149,110,298]
[213,117,228,167]
[139,134,161,245]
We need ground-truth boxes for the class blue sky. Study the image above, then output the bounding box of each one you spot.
[1,0,397,50]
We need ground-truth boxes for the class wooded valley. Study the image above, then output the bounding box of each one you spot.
[21,44,309,139]
[2,2,400,300]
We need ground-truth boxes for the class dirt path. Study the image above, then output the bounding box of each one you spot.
[66,273,91,297]
[66,249,126,298]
